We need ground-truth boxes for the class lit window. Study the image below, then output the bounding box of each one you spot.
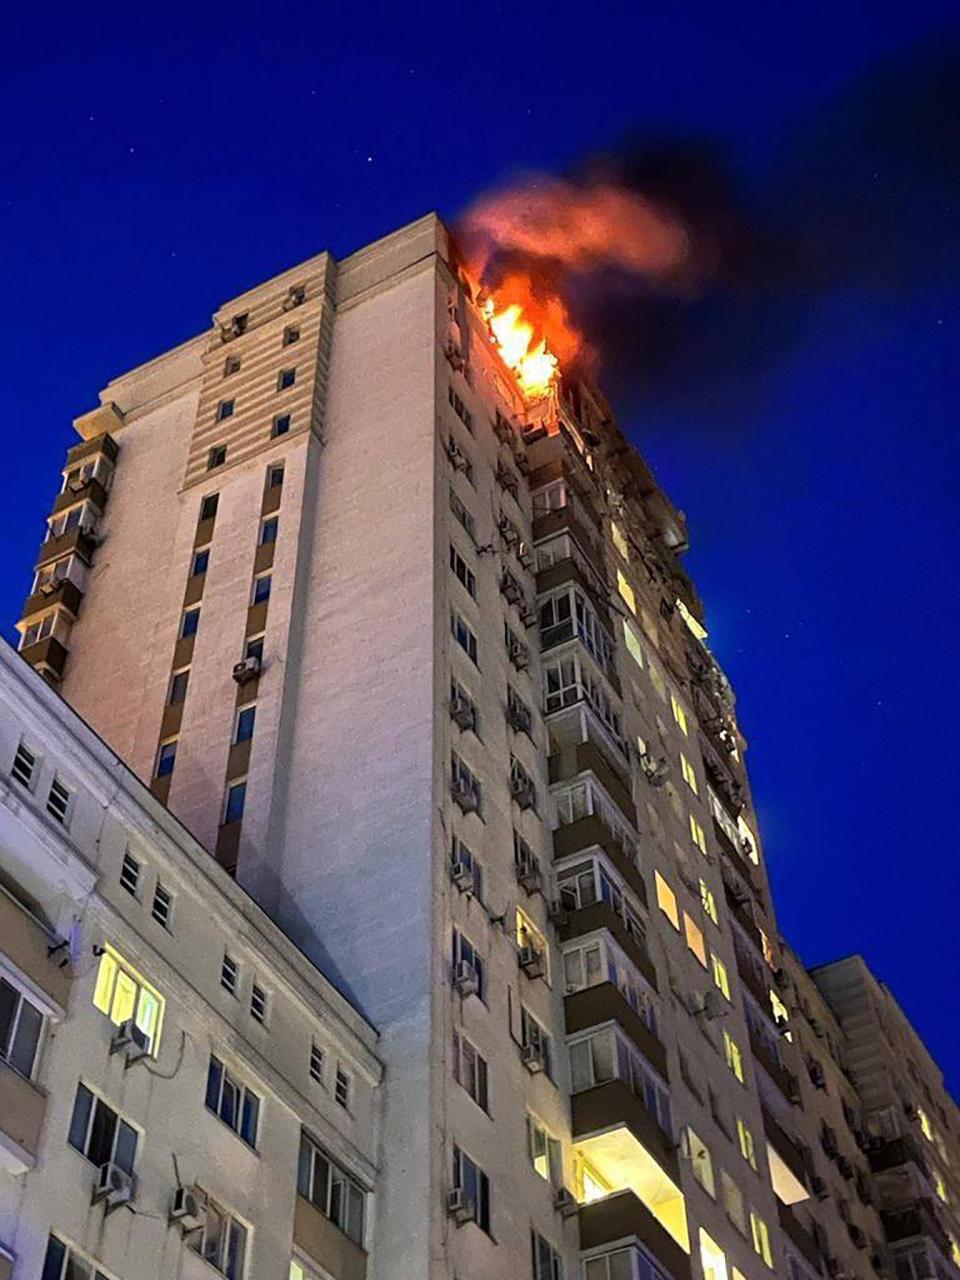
[681,753,699,795]
[738,815,759,864]
[724,1031,745,1083]
[712,955,731,1001]
[155,740,177,778]
[298,1133,366,1244]
[934,1170,949,1203]
[670,692,688,735]
[918,1107,933,1141]
[690,814,707,855]
[250,983,268,1025]
[623,619,644,669]
[309,1043,324,1083]
[770,989,790,1029]
[205,1055,260,1147]
[700,879,718,923]
[152,883,173,930]
[687,1128,715,1196]
[187,1190,248,1278]
[68,1084,138,1171]
[616,570,636,615]
[737,1118,758,1170]
[750,1210,773,1267]
[611,521,629,560]
[335,1066,351,1109]
[92,946,164,1054]
[119,851,141,896]
[684,913,707,967]
[699,1228,729,1280]
[655,871,680,929]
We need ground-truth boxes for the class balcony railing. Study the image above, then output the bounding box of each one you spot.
[578,1193,691,1280]
[565,984,667,1079]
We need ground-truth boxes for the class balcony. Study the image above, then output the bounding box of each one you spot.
[19,635,68,682]
[66,428,119,465]
[293,1196,367,1280]
[712,818,762,896]
[553,813,647,907]
[35,526,98,570]
[881,1199,951,1255]
[0,886,72,1007]
[561,901,658,991]
[868,1134,930,1178]
[733,936,770,1008]
[777,1202,822,1274]
[573,1080,678,1181]
[550,742,636,828]
[565,984,667,1079]
[699,733,744,817]
[748,1026,800,1104]
[579,1192,691,1280]
[762,1106,810,1204]
[21,579,84,624]
[0,1060,46,1175]
[51,476,109,516]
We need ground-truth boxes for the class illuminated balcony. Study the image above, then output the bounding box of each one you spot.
[762,1106,810,1205]
[579,1193,691,1280]
[293,1196,367,1280]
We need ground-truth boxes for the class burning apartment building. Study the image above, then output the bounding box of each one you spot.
[3,209,958,1280]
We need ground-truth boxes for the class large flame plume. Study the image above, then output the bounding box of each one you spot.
[458,175,693,400]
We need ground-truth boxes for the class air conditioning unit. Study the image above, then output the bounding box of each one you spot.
[495,463,518,496]
[553,1186,579,1218]
[687,989,724,1021]
[507,639,529,670]
[110,1018,150,1062]
[519,605,538,629]
[169,1186,206,1232]
[518,945,545,978]
[498,514,519,547]
[517,541,533,568]
[447,1188,474,1225]
[511,779,536,811]
[93,1161,135,1210]
[547,899,569,928]
[447,440,468,471]
[450,861,475,894]
[453,960,479,996]
[39,581,59,597]
[640,754,669,787]
[450,695,475,731]
[506,701,532,735]
[69,477,91,494]
[500,573,524,605]
[521,1043,544,1073]
[232,656,261,684]
[516,856,542,894]
[451,780,480,814]
[808,1059,827,1089]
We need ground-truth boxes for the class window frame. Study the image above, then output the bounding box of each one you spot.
[205,1054,261,1149]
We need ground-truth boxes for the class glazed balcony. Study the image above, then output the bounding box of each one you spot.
[51,476,109,516]
[762,1105,810,1204]
[293,1196,367,1280]
[748,1025,801,1104]
[65,428,119,467]
[777,1202,822,1274]
[867,1134,930,1179]
[560,901,657,991]
[553,812,647,906]
[19,635,68,682]
[565,984,667,1079]
[0,1060,46,1175]
[579,1193,691,1280]
[881,1199,951,1255]
[550,743,636,829]
[21,578,84,625]
[35,526,98,571]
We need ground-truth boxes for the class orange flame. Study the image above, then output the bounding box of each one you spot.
[459,174,692,401]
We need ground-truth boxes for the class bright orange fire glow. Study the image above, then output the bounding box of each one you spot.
[471,268,582,400]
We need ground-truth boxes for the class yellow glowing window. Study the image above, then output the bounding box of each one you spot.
[700,879,718,924]
[712,955,731,1001]
[918,1107,933,1141]
[724,1031,745,1083]
[670,693,688,735]
[680,753,699,795]
[732,1271,748,1280]
[950,1237,960,1268]
[617,570,636,615]
[623,619,644,669]
[737,1118,757,1170]
[93,945,165,1054]
[738,815,759,864]
[655,871,680,930]
[750,1211,773,1267]
[935,1171,948,1203]
[699,1229,729,1280]
[759,928,775,969]
[770,990,790,1027]
[689,814,707,855]
[684,913,708,967]
[686,1128,715,1196]
[611,521,629,561]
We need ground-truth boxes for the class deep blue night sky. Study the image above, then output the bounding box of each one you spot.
[4,9,958,1086]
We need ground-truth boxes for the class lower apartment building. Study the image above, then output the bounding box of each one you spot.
[0,640,382,1280]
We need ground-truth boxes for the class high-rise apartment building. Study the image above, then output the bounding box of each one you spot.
[11,212,958,1280]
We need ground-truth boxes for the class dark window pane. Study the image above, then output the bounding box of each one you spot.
[200,494,219,520]
[87,1099,117,1167]
[0,979,17,1057]
[205,1057,222,1111]
[224,783,246,824]
[240,1090,258,1146]
[114,1120,137,1174]
[10,998,42,1076]
[182,609,200,637]
[311,1151,329,1212]
[220,1076,237,1130]
[245,637,264,663]
[225,1221,245,1280]
[192,549,209,576]
[235,707,255,743]
[68,1084,93,1154]
[298,1136,312,1196]
[329,1169,344,1228]
[348,1184,365,1243]
[253,576,271,604]
[169,671,189,704]
[42,1235,66,1280]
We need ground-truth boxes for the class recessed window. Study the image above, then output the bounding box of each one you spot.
[187,1191,248,1278]
[46,777,72,826]
[245,635,265,664]
[259,516,279,546]
[452,1029,488,1111]
[531,1231,563,1280]
[92,946,164,1054]
[250,983,268,1025]
[452,928,484,998]
[451,612,478,664]
[671,692,689,735]
[712,955,731,1001]
[252,574,271,605]
[690,814,708,855]
[168,670,189,705]
[220,953,239,995]
[277,368,296,391]
[282,325,300,346]
[527,1117,561,1185]
[272,414,291,438]
[448,385,474,433]
[449,486,476,541]
[724,1031,745,1083]
[699,1229,729,1280]
[191,547,210,577]
[216,400,235,422]
[205,1055,259,1147]
[298,1133,366,1245]
[309,1043,324,1084]
[452,1145,491,1234]
[684,912,708,967]
[655,870,680,929]
[681,753,699,794]
[0,974,44,1079]
[700,878,718,924]
[200,493,219,521]
[151,883,173,930]
[11,741,37,790]
[449,544,476,598]
[120,851,141,897]
[334,1065,351,1109]
[234,704,256,744]
[223,355,241,376]
[155,740,177,778]
[223,780,246,824]
[268,464,285,489]
[520,1007,552,1077]
[43,1236,111,1280]
[68,1083,138,1172]
[737,1118,758,1170]
[181,607,200,638]
[750,1211,773,1267]
[208,445,227,470]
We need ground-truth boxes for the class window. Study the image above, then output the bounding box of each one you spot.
[68,1084,138,1172]
[451,835,483,900]
[216,400,235,421]
[569,1028,672,1133]
[277,367,296,390]
[208,444,227,470]
[268,463,285,488]
[191,547,210,577]
[221,953,239,995]
[205,1055,260,1147]
[224,354,241,376]
[452,929,485,998]
[0,975,44,1078]
[298,1133,366,1244]
[283,324,300,346]
[449,486,475,541]
[712,955,731,1001]
[623,618,645,669]
[93,946,164,1053]
[616,570,636,615]
[181,606,200,637]
[611,521,630,560]
[516,908,549,978]
[452,1145,491,1233]
[737,1118,758,1170]
[527,1116,561,1185]
[531,1231,563,1280]
[507,684,533,735]
[690,814,707,855]
[724,1031,745,1083]
[272,413,291,438]
[21,613,56,648]
[169,669,189,704]
[655,871,680,929]
[250,982,268,1025]
[448,384,474,432]
[120,851,141,896]
[46,776,72,825]
[453,1029,488,1110]
[680,753,699,794]
[451,612,478,664]
[670,692,689,735]
[309,1043,324,1083]
[686,1127,715,1196]
[700,879,718,924]
[449,544,477,597]
[684,913,708,967]
[11,741,38,789]
[699,1229,729,1280]
[188,1190,248,1279]
[245,635,265,664]
[520,1007,552,1077]
[152,882,173,929]
[234,704,256,743]
[335,1065,351,1109]
[450,678,479,734]
[252,573,272,605]
[155,740,177,778]
[721,1168,748,1234]
[750,1210,773,1267]
[451,752,482,813]
[42,1236,110,1280]
[200,493,220,521]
